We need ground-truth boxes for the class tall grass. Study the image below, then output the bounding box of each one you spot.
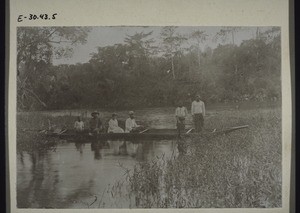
[123,108,281,208]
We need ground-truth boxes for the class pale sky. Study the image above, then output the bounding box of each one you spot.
[53,26,269,65]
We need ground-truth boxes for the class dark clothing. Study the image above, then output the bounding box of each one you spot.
[89,118,102,132]
[193,113,204,132]
[177,117,185,135]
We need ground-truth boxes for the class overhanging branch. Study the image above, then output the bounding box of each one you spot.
[21,86,47,107]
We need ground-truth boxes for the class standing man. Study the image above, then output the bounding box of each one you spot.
[175,100,188,135]
[191,95,205,132]
[89,111,102,134]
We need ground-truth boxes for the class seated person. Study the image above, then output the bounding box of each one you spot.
[108,113,124,133]
[89,111,103,134]
[125,111,143,133]
[74,116,85,132]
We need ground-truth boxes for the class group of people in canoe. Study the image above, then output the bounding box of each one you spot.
[73,94,205,135]
[74,110,143,134]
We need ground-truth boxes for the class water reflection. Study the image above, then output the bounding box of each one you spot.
[17,139,179,208]
[75,142,85,155]
[107,140,123,156]
[126,141,140,157]
[91,141,103,160]
[17,150,61,208]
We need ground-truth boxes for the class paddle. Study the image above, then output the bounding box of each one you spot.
[186,128,194,134]
[58,129,67,135]
[212,125,249,135]
[223,125,249,133]
[139,128,149,134]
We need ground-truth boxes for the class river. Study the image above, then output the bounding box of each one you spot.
[17,138,179,208]
[16,102,280,208]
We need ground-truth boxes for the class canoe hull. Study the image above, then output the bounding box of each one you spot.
[46,129,193,141]
[44,126,249,141]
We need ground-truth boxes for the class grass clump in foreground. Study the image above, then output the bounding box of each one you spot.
[125,108,281,208]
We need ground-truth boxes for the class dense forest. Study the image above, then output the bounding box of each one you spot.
[17,26,281,111]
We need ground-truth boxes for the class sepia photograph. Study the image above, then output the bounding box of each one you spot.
[15,26,282,209]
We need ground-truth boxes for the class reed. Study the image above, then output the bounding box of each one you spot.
[123,108,281,208]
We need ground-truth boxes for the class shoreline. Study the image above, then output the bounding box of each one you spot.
[17,100,281,114]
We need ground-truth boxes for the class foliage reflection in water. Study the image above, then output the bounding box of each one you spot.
[17,138,178,208]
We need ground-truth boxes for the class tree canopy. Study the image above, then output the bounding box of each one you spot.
[17,27,281,111]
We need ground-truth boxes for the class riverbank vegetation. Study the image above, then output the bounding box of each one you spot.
[110,108,281,208]
[17,26,280,111]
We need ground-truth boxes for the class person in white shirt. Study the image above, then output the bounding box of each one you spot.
[175,101,188,135]
[191,95,205,132]
[125,111,142,133]
[74,116,85,132]
[108,113,124,133]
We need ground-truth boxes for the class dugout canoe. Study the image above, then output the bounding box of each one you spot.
[42,125,249,141]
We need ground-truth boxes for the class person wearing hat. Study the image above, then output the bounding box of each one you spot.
[89,111,103,134]
[191,95,205,132]
[175,100,188,135]
[108,113,124,133]
[125,111,142,133]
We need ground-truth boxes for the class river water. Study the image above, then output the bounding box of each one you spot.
[17,138,179,208]
[17,107,191,208]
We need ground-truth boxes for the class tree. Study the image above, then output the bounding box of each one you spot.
[214,27,243,45]
[213,27,244,87]
[17,27,91,110]
[260,27,280,43]
[160,26,187,79]
[190,30,208,70]
[124,31,157,77]
[89,43,132,105]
